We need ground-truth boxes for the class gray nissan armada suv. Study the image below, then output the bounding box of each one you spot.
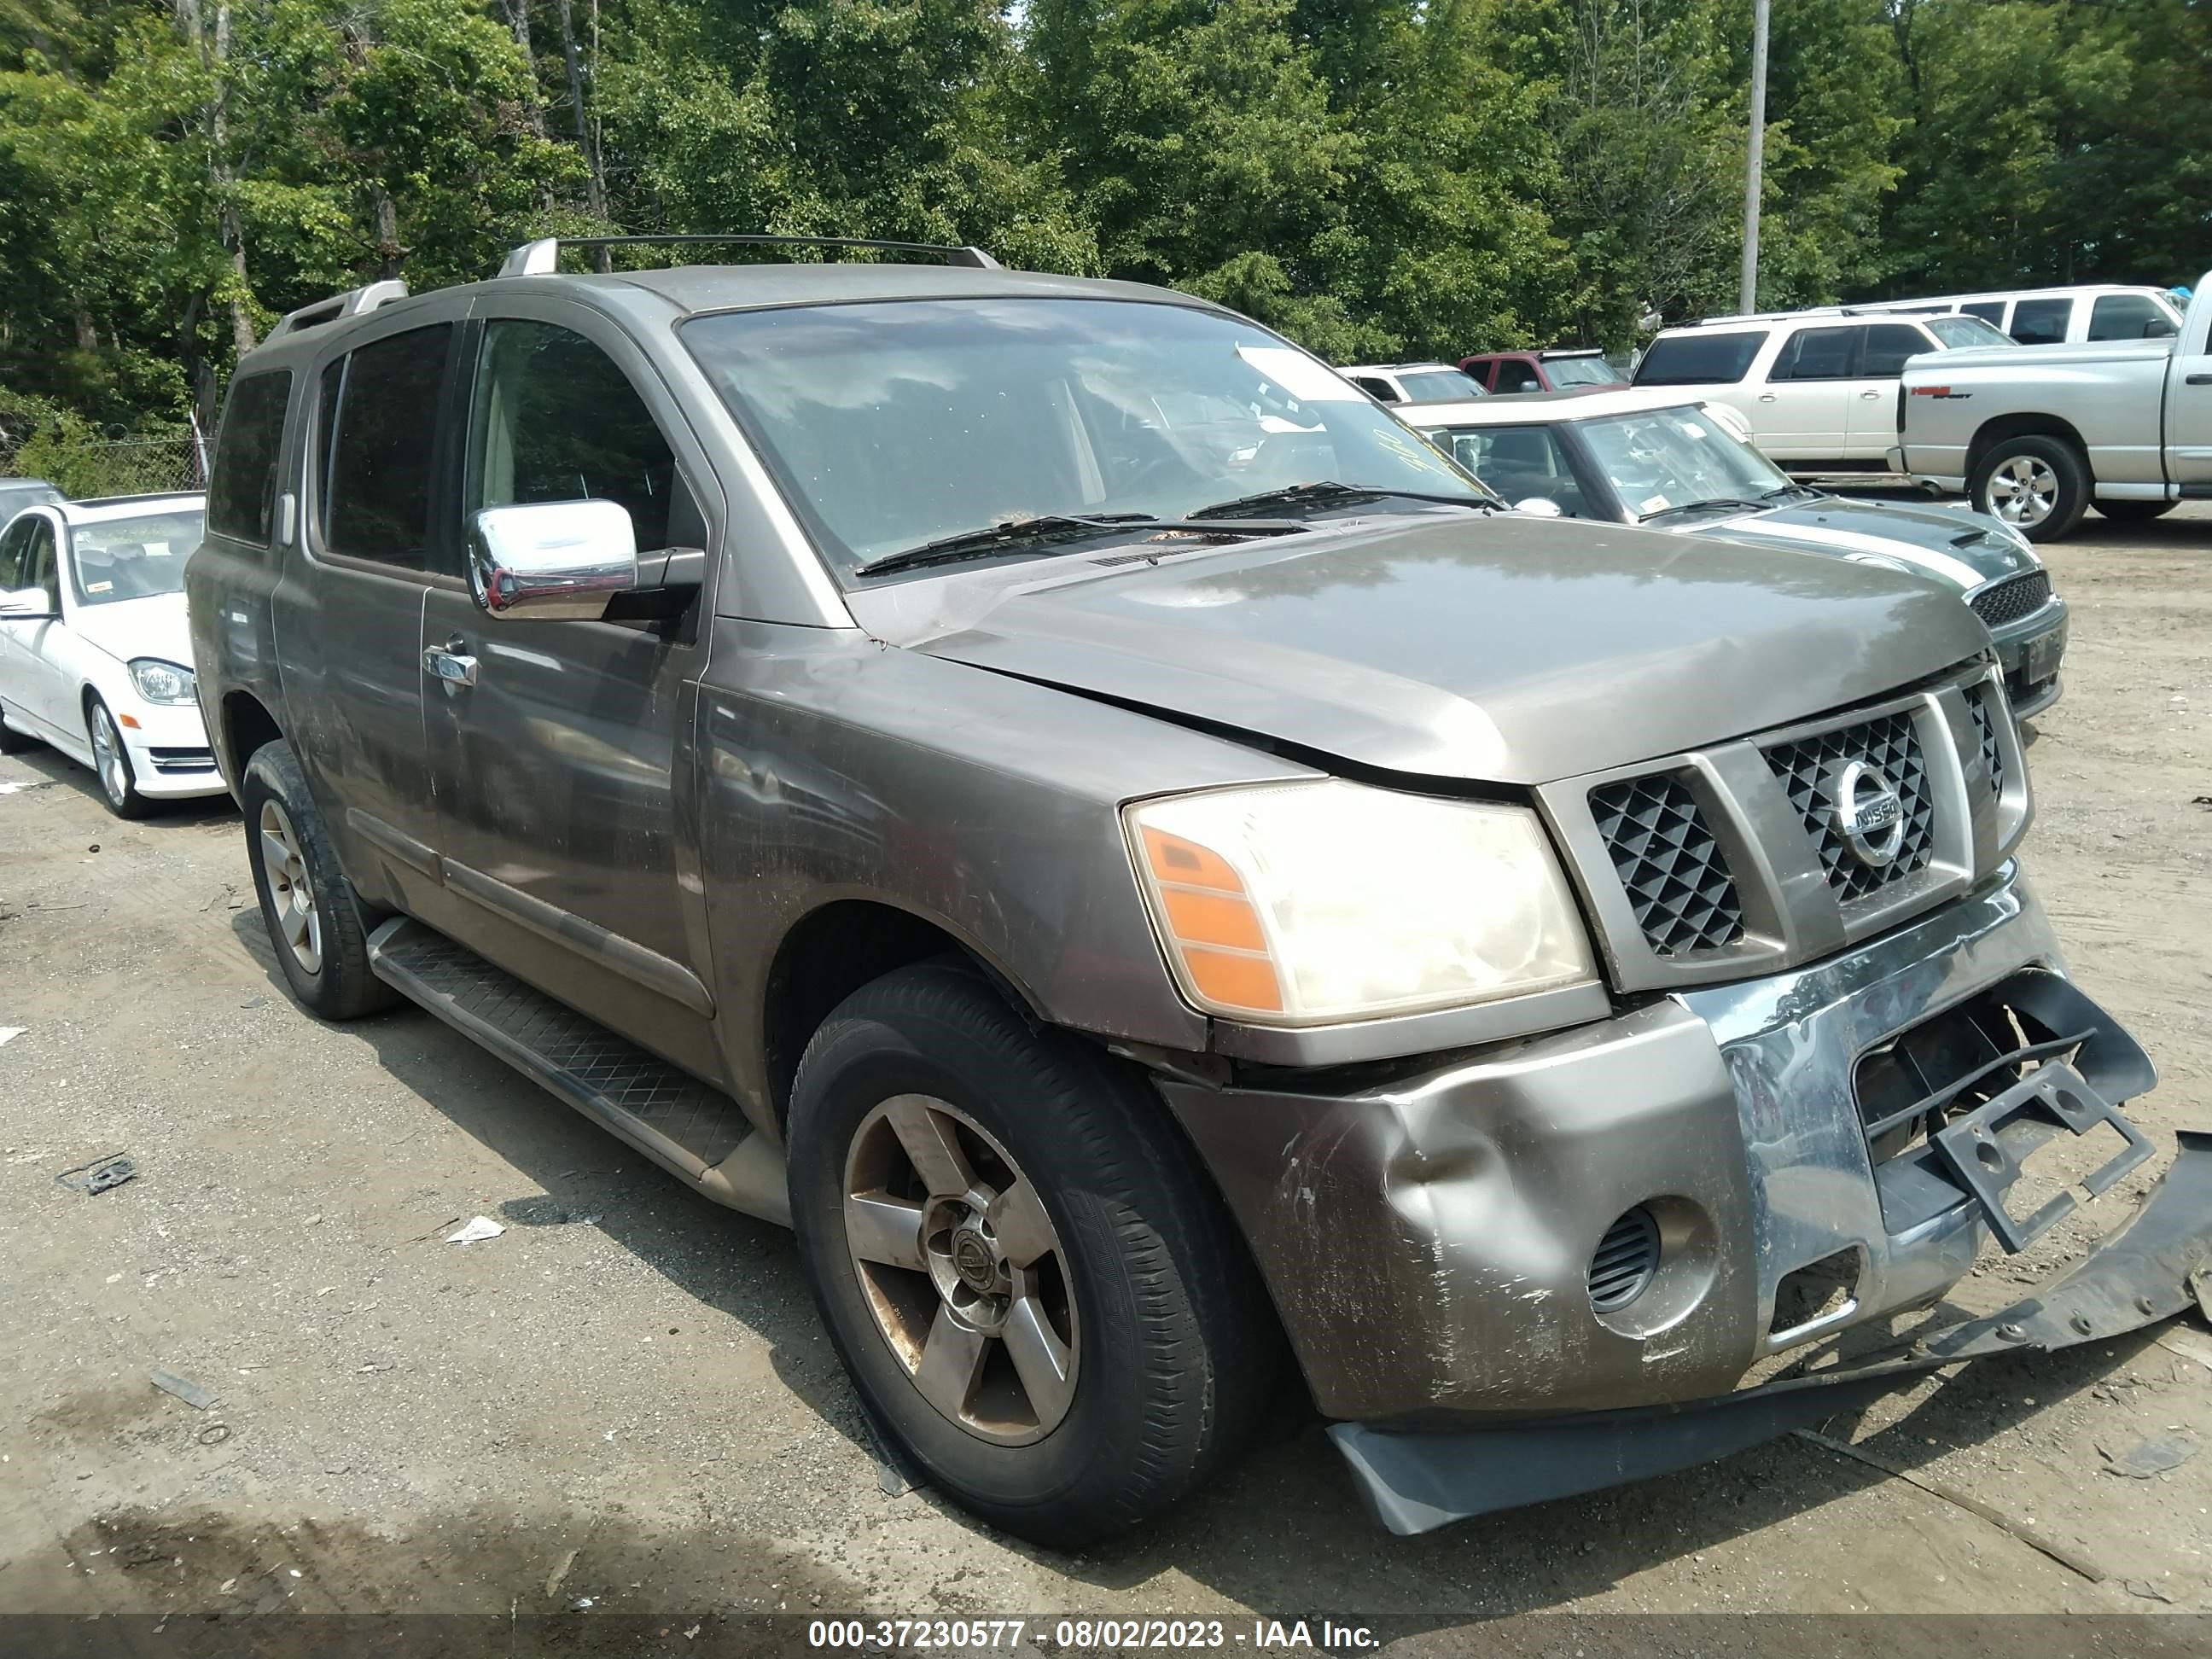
[186,236,2211,1545]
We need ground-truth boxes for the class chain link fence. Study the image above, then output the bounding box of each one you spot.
[0,433,207,500]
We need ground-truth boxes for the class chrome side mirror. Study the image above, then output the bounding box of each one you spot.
[1513,497,1564,518]
[468,500,639,621]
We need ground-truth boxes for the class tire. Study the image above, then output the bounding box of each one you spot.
[0,703,36,754]
[84,696,152,818]
[1970,434,2089,542]
[2093,498,2177,524]
[239,740,394,1020]
[786,960,1278,1548]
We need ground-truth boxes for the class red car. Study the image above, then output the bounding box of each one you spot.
[1459,348,1627,395]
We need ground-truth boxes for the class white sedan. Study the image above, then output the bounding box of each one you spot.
[0,493,227,816]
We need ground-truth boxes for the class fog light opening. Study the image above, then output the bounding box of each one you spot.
[1587,1206,1662,1314]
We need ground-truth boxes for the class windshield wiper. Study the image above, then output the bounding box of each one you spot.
[853,513,1161,579]
[1761,482,1825,504]
[1189,480,1494,520]
[1638,497,1772,523]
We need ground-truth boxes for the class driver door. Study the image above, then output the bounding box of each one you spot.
[418,300,724,1078]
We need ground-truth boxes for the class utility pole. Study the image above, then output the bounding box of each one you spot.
[1740,0,1771,314]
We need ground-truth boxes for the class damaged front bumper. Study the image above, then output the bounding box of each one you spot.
[1155,864,2212,1534]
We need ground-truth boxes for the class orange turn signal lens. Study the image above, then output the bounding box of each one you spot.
[117,713,142,729]
[1135,826,1284,1014]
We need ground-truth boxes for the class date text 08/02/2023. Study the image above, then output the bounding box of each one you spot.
[805,1617,1382,1650]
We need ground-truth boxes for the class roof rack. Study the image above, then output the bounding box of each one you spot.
[1691,302,1946,327]
[267,279,409,340]
[497,234,1004,278]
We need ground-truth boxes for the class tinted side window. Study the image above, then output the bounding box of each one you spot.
[1771,326,1860,381]
[465,321,681,550]
[2010,298,2071,345]
[0,516,32,591]
[1493,360,1541,393]
[2087,294,2174,341]
[318,323,453,569]
[1962,301,2006,323]
[1860,324,1935,378]
[1353,376,1400,402]
[24,519,58,608]
[207,371,293,542]
[1633,330,1769,385]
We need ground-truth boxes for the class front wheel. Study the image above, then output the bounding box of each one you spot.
[1970,434,2089,542]
[2093,498,2177,524]
[85,696,151,818]
[786,961,1278,1548]
[240,740,394,1020]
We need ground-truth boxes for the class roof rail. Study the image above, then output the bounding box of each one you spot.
[1691,302,1947,327]
[266,278,410,340]
[497,234,1003,278]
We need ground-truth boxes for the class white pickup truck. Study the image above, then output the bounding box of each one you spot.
[1893,270,2212,540]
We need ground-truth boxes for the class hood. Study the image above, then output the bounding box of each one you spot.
[1698,497,2037,592]
[66,591,194,668]
[847,513,1988,786]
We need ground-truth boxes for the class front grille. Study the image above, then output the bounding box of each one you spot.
[1589,775,1745,955]
[1969,569,2052,628]
[1587,1207,1661,1313]
[148,746,217,774]
[1765,711,1936,901]
[1969,688,2004,794]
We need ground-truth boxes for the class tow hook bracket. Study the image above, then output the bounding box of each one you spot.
[1929,1059,2153,1253]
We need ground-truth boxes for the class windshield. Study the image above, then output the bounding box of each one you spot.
[67,510,202,605]
[1924,315,2015,350]
[1394,369,1485,402]
[681,299,1486,573]
[1545,356,1625,387]
[1573,406,1790,517]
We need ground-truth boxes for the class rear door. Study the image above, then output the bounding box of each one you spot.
[1845,323,1936,460]
[417,299,723,1075]
[1755,325,1857,461]
[280,312,463,904]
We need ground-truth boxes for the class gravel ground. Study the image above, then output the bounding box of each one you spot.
[3,507,2211,1645]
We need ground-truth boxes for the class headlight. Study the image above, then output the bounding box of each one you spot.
[1124,780,1598,1026]
[129,658,196,704]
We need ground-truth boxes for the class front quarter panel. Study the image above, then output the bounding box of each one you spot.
[696,621,1320,1123]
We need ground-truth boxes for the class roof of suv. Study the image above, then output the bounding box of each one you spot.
[1402,387,1712,425]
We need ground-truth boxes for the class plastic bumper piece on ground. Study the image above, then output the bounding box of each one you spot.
[1329,1127,2212,1535]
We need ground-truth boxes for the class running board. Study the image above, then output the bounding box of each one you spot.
[366,917,789,1226]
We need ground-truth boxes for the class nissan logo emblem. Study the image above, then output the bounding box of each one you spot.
[1833,761,1906,869]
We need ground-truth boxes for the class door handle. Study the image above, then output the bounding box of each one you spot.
[1859,390,1883,399]
[2187,373,2212,386]
[1758,393,1778,403]
[423,644,478,689]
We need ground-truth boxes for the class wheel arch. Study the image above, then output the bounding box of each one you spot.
[218,689,284,792]
[1967,413,2093,479]
[760,896,1050,1130]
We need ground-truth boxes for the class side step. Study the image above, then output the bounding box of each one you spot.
[367,917,789,1225]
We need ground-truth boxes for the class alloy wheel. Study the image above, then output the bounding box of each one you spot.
[1986,454,2058,527]
[842,1093,1080,1446]
[89,704,130,809]
[258,797,323,975]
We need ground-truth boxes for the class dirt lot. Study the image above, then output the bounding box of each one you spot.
[3,508,2212,1645]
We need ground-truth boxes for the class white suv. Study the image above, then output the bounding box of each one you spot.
[1854,285,2182,346]
[1631,311,2012,470]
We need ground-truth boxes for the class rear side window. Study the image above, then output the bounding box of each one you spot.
[1633,330,1768,385]
[465,320,680,550]
[1353,375,1400,402]
[317,323,453,570]
[1961,301,2006,324]
[2087,294,2175,341]
[2010,298,2072,345]
[1860,324,1936,378]
[1770,326,1860,381]
[207,371,292,543]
